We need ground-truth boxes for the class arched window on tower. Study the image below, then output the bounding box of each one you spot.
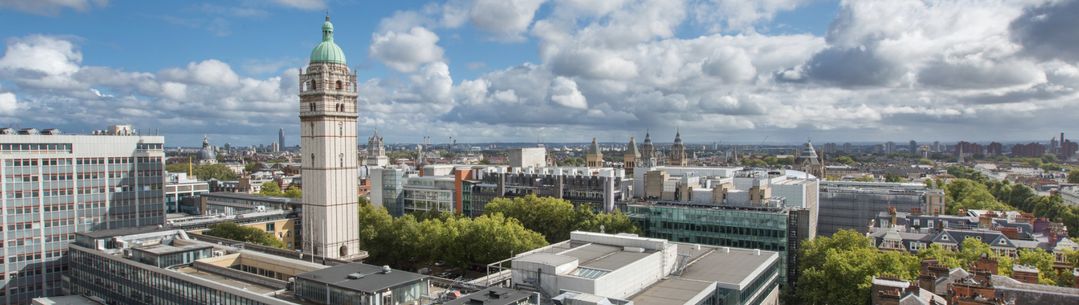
[311,81,317,91]
[302,81,309,92]
[310,153,315,164]
[335,80,343,90]
[309,103,316,112]
[339,245,348,258]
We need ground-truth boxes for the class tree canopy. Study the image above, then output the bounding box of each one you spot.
[203,222,285,248]
[483,194,639,243]
[796,230,919,305]
[357,203,547,271]
[1069,169,1079,184]
[259,181,301,199]
[166,163,238,180]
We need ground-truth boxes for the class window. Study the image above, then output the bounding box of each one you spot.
[335,80,342,90]
[310,154,315,163]
[309,103,316,112]
[340,245,348,257]
[338,122,343,135]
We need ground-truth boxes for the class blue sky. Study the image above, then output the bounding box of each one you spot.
[0,0,1077,146]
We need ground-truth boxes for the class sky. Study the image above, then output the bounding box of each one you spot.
[0,0,1077,147]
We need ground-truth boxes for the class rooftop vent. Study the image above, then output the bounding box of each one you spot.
[346,273,365,280]
[18,128,38,135]
[0,128,14,135]
[42,128,61,135]
[382,265,392,274]
[754,249,761,256]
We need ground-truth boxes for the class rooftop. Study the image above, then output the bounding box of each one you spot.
[295,262,427,293]
[444,287,537,305]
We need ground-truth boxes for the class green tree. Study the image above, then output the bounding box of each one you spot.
[203,222,285,248]
[1016,248,1057,286]
[194,163,239,180]
[1069,169,1079,184]
[945,179,1009,214]
[484,195,576,242]
[835,156,855,165]
[796,230,919,305]
[484,195,639,242]
[283,186,302,199]
[259,181,282,196]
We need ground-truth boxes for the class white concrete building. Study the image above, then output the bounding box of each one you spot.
[510,147,547,169]
[298,16,361,260]
[500,231,780,305]
[0,126,165,303]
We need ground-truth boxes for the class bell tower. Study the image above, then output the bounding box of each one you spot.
[299,16,362,260]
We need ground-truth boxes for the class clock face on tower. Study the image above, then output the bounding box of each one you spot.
[299,16,362,260]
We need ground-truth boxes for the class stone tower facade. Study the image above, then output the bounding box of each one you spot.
[623,137,640,175]
[796,141,825,179]
[586,137,604,168]
[366,130,389,167]
[669,131,688,166]
[299,16,361,260]
[639,132,657,168]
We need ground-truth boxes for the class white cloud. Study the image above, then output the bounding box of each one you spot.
[159,59,240,87]
[691,0,808,32]
[0,35,81,77]
[467,0,547,40]
[0,92,17,115]
[369,27,445,73]
[549,76,588,109]
[272,0,325,11]
[0,0,107,15]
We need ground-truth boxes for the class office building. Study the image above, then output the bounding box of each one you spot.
[493,231,780,305]
[818,181,945,236]
[165,172,209,214]
[64,226,418,305]
[626,202,811,287]
[0,125,164,304]
[198,192,300,216]
[444,287,539,305]
[299,16,361,259]
[278,128,286,150]
[473,166,626,213]
[292,262,430,305]
[509,147,546,169]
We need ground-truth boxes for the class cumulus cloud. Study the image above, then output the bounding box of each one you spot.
[549,76,588,109]
[691,0,808,32]
[370,27,445,73]
[1010,0,1079,62]
[0,0,107,15]
[466,0,547,40]
[272,0,325,11]
[0,92,17,115]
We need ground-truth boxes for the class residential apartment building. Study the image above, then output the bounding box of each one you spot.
[0,126,165,304]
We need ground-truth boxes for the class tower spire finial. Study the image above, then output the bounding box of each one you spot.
[325,10,330,21]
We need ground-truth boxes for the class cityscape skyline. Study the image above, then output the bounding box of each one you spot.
[2,1,1078,146]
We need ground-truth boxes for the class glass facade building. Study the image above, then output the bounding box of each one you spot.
[627,203,808,287]
[0,132,165,304]
[818,181,938,236]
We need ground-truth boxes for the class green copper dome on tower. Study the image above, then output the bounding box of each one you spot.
[310,15,346,64]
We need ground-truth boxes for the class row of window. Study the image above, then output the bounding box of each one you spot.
[0,143,72,153]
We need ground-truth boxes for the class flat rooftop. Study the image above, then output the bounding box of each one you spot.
[133,242,212,255]
[295,262,427,293]
[175,266,280,295]
[678,247,777,288]
[444,287,536,305]
[629,278,712,305]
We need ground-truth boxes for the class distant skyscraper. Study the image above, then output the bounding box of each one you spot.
[366,130,389,167]
[908,140,917,156]
[639,132,657,168]
[279,128,286,149]
[586,137,603,168]
[669,130,687,166]
[299,16,361,260]
[0,125,165,304]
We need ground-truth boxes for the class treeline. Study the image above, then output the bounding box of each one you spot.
[947,166,1079,237]
[203,222,286,248]
[796,230,1077,305]
[165,163,238,180]
[483,194,639,243]
[357,203,547,271]
[258,181,301,199]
